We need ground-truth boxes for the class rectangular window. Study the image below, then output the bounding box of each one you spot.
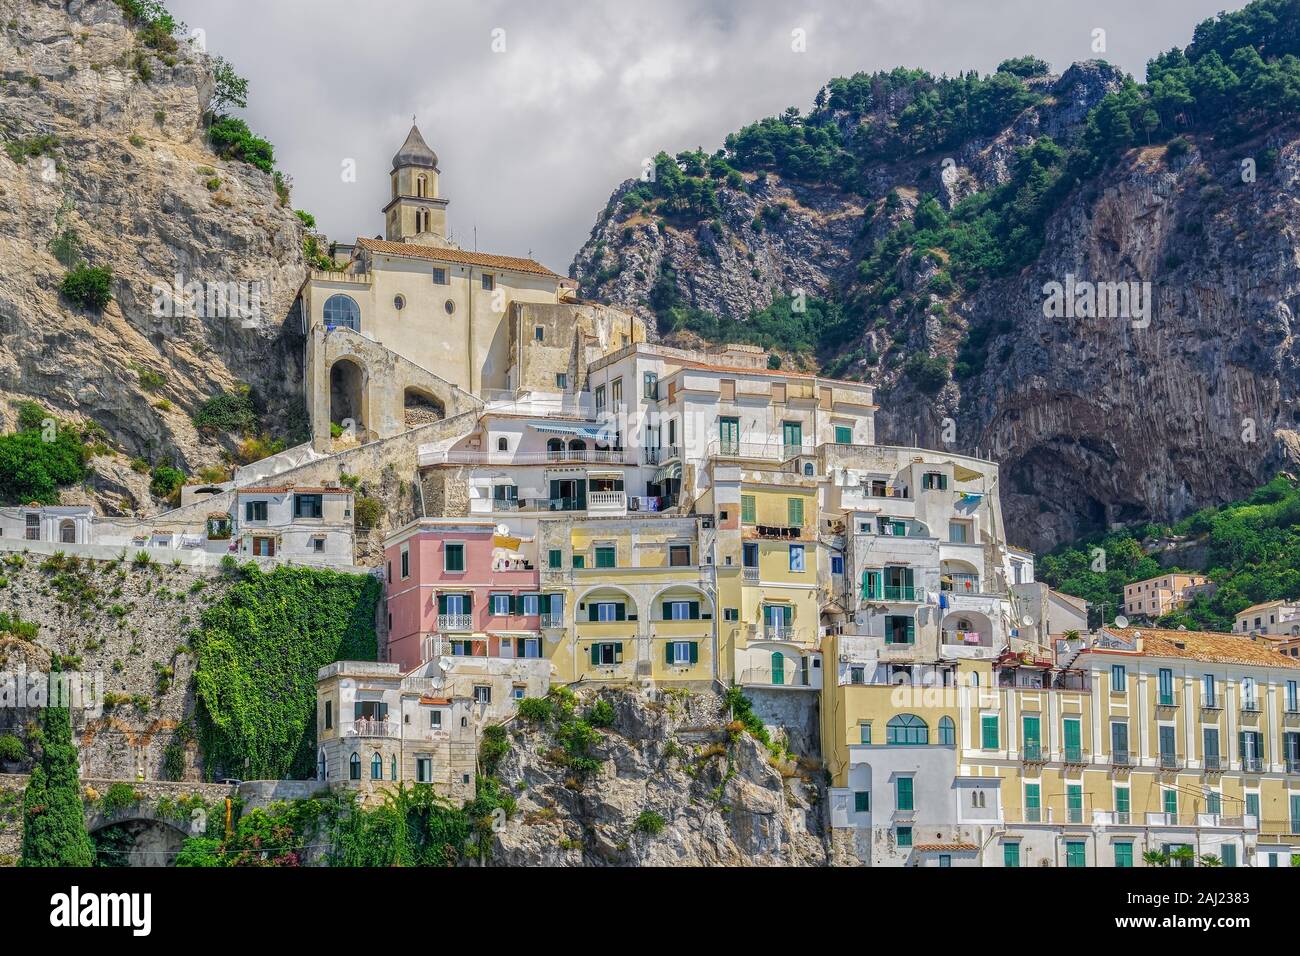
[1163,788,1177,816]
[481,273,494,291]
[1207,790,1222,815]
[1115,786,1130,819]
[664,601,696,621]
[533,325,544,341]
[473,685,491,704]
[490,593,511,616]
[921,472,948,491]
[1065,842,1086,868]
[643,372,658,400]
[1246,792,1260,820]
[244,500,268,521]
[896,826,912,848]
[1024,784,1041,823]
[981,715,999,750]
[400,545,410,579]
[742,542,758,568]
[1221,844,1236,868]
[1003,843,1020,868]
[895,776,914,812]
[667,641,696,665]
[1114,842,1133,868]
[938,855,951,868]
[854,791,870,812]
[788,544,805,572]
[572,554,585,569]
[831,555,844,575]
[724,607,738,622]
[444,543,465,572]
[521,593,539,616]
[513,685,526,700]
[430,710,442,728]
[591,642,622,666]
[548,548,562,568]
[1111,720,1129,759]
[1158,667,1174,705]
[668,544,691,567]
[594,546,617,569]
[787,497,804,527]
[293,494,323,519]
[432,267,448,285]
[555,373,567,389]
[740,495,756,524]
[834,425,853,445]
[948,521,968,544]
[1111,664,1126,692]
[859,722,871,745]
[416,758,432,783]
[594,385,606,412]
[610,378,623,406]
[1289,680,1299,713]
[1291,795,1300,834]
[719,416,740,455]
[324,700,332,730]
[1067,784,1083,823]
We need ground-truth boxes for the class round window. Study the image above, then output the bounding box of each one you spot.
[444,299,456,315]
[394,294,406,311]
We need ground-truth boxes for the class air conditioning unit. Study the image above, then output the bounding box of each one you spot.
[839,654,851,663]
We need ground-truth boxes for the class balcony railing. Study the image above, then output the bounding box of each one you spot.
[341,719,397,738]
[1201,694,1221,711]
[1022,742,1044,763]
[941,574,980,593]
[883,585,919,601]
[1242,756,1264,772]
[587,491,627,509]
[1242,699,1260,714]
[1204,754,1224,771]
[1287,758,1300,775]
[764,625,796,642]
[437,613,473,632]
[540,614,564,628]
[859,485,910,500]
[643,446,680,465]
[740,667,809,687]
[742,566,759,582]
[1111,750,1132,767]
[1158,694,1177,707]
[1063,745,1085,765]
[1023,806,1042,823]
[1158,752,1181,770]
[707,440,815,462]
[1066,806,1085,824]
[435,448,635,466]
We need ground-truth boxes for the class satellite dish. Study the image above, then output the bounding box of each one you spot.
[496,523,510,536]
[1114,615,1130,629]
[1021,615,1034,627]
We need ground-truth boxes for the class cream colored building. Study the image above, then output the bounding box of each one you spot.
[1123,572,1212,619]
[1236,600,1300,638]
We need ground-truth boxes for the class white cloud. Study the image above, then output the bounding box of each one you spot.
[169,0,1247,273]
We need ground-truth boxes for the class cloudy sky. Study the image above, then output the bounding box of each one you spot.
[170,0,1245,273]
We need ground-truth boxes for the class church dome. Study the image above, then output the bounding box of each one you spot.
[392,124,438,170]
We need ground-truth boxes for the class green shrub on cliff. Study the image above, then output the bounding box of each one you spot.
[21,662,95,867]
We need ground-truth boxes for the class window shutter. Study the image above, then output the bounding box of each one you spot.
[438,594,447,614]
[589,605,599,622]
[689,601,699,619]
[906,617,915,641]
[665,642,673,665]
[763,604,773,625]
[615,642,624,663]
[663,602,672,620]
[539,593,551,614]
[462,593,472,611]
[689,642,698,664]
[615,603,626,621]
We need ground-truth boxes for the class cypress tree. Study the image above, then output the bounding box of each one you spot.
[20,661,94,866]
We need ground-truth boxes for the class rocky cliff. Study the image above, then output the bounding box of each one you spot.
[572,27,1300,552]
[0,0,307,513]
[486,688,831,866]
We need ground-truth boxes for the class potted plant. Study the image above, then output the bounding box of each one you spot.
[0,733,25,772]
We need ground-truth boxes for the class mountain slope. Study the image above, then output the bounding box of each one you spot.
[0,0,307,512]
[571,2,1300,552]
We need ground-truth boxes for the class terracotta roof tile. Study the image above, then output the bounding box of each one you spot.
[356,237,561,278]
[1105,627,1300,670]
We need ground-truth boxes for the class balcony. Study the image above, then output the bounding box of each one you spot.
[764,625,797,643]
[433,447,635,467]
[1157,694,1178,708]
[587,490,627,512]
[740,667,810,688]
[1287,759,1300,775]
[1023,807,1043,823]
[1201,694,1221,711]
[1204,754,1224,772]
[1104,811,1134,825]
[1241,699,1260,715]
[540,614,565,629]
[1158,752,1181,770]
[752,524,805,540]
[341,719,397,738]
[708,440,814,462]
[1065,806,1086,824]
[1022,742,1044,763]
[941,574,981,594]
[1063,745,1086,766]
[883,585,920,602]
[1242,756,1264,773]
[1111,750,1132,768]
[437,613,473,632]
[643,446,680,465]
[742,566,759,583]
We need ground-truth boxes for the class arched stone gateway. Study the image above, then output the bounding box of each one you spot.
[306,325,481,451]
[89,816,191,867]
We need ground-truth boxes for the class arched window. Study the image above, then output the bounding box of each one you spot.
[938,716,955,746]
[323,294,360,332]
[417,174,427,198]
[371,752,383,780]
[886,713,929,746]
[59,519,76,543]
[349,752,361,781]
[497,437,508,451]
[546,437,564,457]
[803,462,814,477]
[318,750,327,781]
[568,439,586,453]
[391,754,398,781]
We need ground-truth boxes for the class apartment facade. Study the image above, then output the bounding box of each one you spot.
[1236,600,1300,637]
[1123,573,1213,619]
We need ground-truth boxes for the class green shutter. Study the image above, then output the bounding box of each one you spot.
[689,601,699,619]
[788,498,803,526]
[591,644,601,666]
[464,593,472,611]
[615,642,623,663]
[906,617,915,642]
[981,716,998,750]
[835,425,852,445]
[438,594,447,614]
[548,549,562,568]
[665,642,674,665]
[663,602,672,620]
[615,603,626,621]
[539,593,551,614]
[689,642,698,663]
[741,495,755,524]
[589,604,598,622]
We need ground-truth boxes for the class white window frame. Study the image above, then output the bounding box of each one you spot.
[788,544,805,572]
[671,641,692,665]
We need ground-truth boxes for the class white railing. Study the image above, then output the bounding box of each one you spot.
[706,440,815,461]
[437,613,473,631]
[430,448,636,466]
[740,667,809,687]
[764,625,797,642]
[743,567,759,582]
[587,491,627,509]
[342,719,397,738]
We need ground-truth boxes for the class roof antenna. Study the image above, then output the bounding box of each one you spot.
[474,226,478,252]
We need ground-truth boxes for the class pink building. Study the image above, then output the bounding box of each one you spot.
[384,518,556,672]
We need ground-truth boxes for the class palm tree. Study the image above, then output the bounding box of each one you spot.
[1199,854,1223,867]
[1143,849,1170,867]
[1170,846,1196,867]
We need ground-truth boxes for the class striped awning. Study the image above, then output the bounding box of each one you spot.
[653,462,682,484]
[529,422,604,439]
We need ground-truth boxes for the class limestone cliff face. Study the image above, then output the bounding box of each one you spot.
[486,689,830,866]
[0,0,307,511]
[571,62,1300,551]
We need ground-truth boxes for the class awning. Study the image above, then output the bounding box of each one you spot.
[653,462,682,484]
[530,422,604,440]
[953,464,982,482]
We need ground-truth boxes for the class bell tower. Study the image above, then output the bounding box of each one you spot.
[383,123,450,245]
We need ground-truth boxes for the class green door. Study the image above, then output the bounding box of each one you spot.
[782,421,802,451]
[1022,716,1041,760]
[1067,784,1083,823]
[1063,718,1082,762]
[719,416,740,454]
[771,652,785,686]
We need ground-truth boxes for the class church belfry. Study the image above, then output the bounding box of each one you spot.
[383,123,449,245]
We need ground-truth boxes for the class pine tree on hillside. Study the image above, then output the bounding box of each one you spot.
[20,662,94,866]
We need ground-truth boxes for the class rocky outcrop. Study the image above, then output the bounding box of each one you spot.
[571,59,1300,551]
[0,0,308,497]
[486,689,830,866]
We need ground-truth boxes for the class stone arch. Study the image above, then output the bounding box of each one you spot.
[330,357,368,434]
[649,583,714,620]
[403,385,445,428]
[87,813,192,868]
[575,584,638,621]
[59,518,76,543]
